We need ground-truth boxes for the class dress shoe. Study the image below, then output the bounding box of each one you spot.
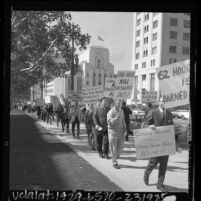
[157,186,167,192]
[98,152,104,158]
[113,163,120,169]
[103,154,110,159]
[143,174,149,185]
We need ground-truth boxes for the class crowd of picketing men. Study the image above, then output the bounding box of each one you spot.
[14,97,185,192]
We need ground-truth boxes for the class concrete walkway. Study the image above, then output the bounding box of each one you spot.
[29,113,189,192]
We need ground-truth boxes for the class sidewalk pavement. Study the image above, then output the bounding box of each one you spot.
[29,112,189,192]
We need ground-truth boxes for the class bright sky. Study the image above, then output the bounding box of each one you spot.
[70,12,134,73]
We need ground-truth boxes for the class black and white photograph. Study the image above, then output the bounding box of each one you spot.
[4,2,197,200]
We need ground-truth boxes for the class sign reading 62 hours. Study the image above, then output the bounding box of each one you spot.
[156,59,190,109]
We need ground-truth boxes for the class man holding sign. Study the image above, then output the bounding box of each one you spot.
[143,97,174,192]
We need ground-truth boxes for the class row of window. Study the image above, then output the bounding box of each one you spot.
[135,46,189,60]
[134,55,187,70]
[135,59,156,70]
[135,73,155,91]
[137,17,190,29]
[170,18,190,28]
[137,19,158,28]
[136,47,157,59]
[170,31,190,41]
[137,27,190,42]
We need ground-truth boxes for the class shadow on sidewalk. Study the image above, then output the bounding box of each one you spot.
[148,184,188,192]
[10,114,73,190]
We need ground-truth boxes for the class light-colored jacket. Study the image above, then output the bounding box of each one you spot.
[107,108,126,136]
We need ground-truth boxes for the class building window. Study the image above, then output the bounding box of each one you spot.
[145,13,149,21]
[135,64,138,70]
[152,47,157,55]
[183,47,190,55]
[93,73,96,85]
[169,58,177,64]
[151,59,155,66]
[184,20,190,28]
[150,73,155,91]
[136,53,140,59]
[136,30,140,36]
[86,73,89,77]
[152,33,157,41]
[144,37,148,44]
[142,74,146,81]
[169,46,177,53]
[170,18,178,26]
[97,59,101,68]
[99,73,101,85]
[86,81,89,85]
[153,20,158,29]
[137,19,141,26]
[183,33,190,41]
[142,62,146,68]
[144,25,149,33]
[143,50,148,57]
[170,31,177,39]
[136,40,140,48]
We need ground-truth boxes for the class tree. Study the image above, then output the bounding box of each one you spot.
[11,11,91,101]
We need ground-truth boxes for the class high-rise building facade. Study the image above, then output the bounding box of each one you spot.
[131,12,190,102]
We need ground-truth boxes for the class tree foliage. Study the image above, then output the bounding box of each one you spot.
[11,11,91,101]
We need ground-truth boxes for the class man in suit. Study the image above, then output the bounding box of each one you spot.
[143,97,173,192]
[93,97,110,159]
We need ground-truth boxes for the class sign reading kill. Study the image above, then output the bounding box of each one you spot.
[133,125,176,159]
[114,71,135,99]
[156,59,190,108]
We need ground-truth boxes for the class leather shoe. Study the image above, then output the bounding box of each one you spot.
[143,175,149,185]
[98,152,104,158]
[157,186,167,192]
[103,154,110,159]
[113,163,120,169]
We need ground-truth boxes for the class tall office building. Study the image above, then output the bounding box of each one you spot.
[131,12,190,102]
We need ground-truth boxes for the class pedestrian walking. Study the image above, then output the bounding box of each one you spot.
[93,97,110,159]
[121,101,132,141]
[107,100,126,169]
[85,104,96,150]
[36,105,41,119]
[61,103,70,133]
[70,102,81,139]
[54,103,64,127]
[46,103,53,124]
[143,97,173,192]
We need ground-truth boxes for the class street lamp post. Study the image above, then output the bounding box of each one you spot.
[71,23,75,91]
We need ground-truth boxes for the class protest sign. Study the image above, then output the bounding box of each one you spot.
[114,70,135,100]
[82,86,104,104]
[67,91,83,102]
[141,90,158,103]
[104,78,116,98]
[156,59,190,108]
[133,125,176,159]
[57,94,66,106]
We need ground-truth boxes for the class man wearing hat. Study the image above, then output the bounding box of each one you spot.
[143,97,173,192]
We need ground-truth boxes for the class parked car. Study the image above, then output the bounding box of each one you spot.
[177,110,190,120]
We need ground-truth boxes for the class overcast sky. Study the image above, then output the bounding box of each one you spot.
[70,12,134,73]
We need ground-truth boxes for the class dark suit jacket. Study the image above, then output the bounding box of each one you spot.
[143,108,173,128]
